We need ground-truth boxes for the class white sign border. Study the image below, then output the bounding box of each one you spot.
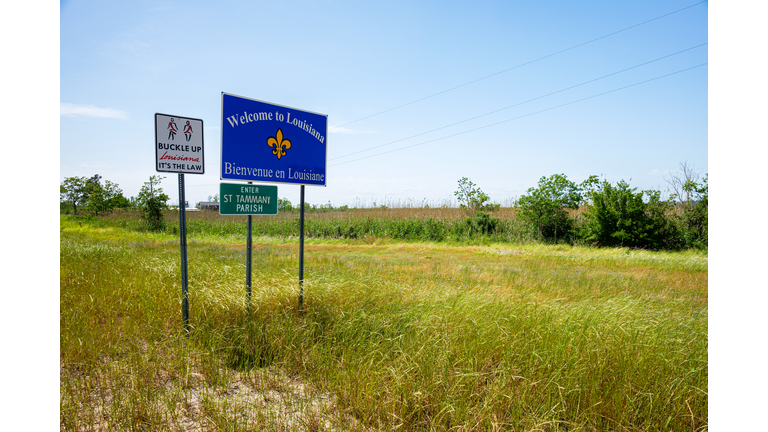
[155,112,206,175]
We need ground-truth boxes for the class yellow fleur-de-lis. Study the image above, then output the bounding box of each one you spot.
[267,128,291,160]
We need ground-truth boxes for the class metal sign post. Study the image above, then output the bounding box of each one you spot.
[246,213,252,312]
[299,185,305,313]
[179,174,190,331]
[155,113,204,333]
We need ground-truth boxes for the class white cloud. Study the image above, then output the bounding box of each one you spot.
[60,103,129,119]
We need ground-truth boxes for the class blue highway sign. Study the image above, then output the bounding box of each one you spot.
[220,93,328,186]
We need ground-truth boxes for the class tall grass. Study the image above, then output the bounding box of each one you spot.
[92,207,538,245]
[61,218,707,430]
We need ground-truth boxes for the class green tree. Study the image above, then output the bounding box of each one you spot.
[454,177,498,212]
[665,162,708,248]
[278,197,294,211]
[86,179,127,216]
[515,174,593,242]
[136,175,169,231]
[113,194,132,209]
[678,173,707,247]
[665,162,701,208]
[60,176,89,215]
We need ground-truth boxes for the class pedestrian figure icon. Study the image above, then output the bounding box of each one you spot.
[183,121,193,141]
[168,118,178,140]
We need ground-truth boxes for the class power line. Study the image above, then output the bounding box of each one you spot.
[328,0,708,131]
[330,63,707,167]
[330,42,707,161]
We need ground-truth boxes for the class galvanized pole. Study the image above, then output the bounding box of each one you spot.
[246,213,252,312]
[246,181,254,315]
[179,174,190,332]
[298,185,305,313]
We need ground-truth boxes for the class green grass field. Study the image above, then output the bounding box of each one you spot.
[60,216,707,431]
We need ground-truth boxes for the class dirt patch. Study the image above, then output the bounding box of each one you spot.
[63,363,374,432]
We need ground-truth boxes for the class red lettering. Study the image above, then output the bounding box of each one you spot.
[159,151,200,162]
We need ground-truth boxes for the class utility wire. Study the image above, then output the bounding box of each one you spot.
[330,62,707,167]
[331,42,707,161]
[328,0,708,131]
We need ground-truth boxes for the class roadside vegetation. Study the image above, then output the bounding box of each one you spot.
[62,163,708,251]
[61,163,707,430]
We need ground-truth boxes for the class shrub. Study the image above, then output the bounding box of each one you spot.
[473,211,499,235]
[423,217,446,241]
[581,180,679,249]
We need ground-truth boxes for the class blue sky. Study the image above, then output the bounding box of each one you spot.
[59,0,708,208]
[3,2,768,427]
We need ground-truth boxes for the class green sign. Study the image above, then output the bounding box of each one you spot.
[219,183,278,215]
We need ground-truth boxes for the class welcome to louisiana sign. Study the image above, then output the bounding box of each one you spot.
[220,93,328,186]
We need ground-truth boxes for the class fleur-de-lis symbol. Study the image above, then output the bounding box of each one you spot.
[267,128,291,160]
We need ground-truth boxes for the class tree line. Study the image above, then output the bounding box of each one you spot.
[61,174,170,230]
[62,163,707,250]
[456,162,707,250]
